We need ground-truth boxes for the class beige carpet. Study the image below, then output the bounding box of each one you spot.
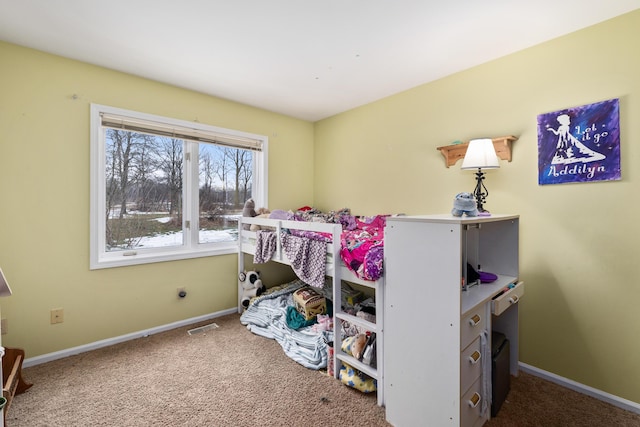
[8,313,640,426]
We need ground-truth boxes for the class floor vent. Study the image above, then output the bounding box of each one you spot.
[187,323,219,335]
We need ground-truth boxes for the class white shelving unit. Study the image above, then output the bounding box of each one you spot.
[333,269,385,406]
[383,214,523,427]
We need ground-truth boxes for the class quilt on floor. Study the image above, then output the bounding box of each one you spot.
[239,279,331,370]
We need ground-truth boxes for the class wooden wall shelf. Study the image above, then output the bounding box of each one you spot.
[436,135,518,168]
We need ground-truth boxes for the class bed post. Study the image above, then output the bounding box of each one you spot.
[331,224,342,380]
[237,217,245,314]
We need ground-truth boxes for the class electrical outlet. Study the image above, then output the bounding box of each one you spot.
[177,287,187,299]
[1,318,7,335]
[50,308,64,324]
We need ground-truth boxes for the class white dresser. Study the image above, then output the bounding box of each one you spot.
[384,214,523,427]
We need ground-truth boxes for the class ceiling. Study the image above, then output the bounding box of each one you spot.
[0,1,638,122]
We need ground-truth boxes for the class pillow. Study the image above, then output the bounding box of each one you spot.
[341,334,367,360]
[339,363,377,393]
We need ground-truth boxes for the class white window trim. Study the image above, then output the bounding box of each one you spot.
[89,104,268,269]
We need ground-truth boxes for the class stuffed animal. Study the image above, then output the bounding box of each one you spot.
[313,314,334,333]
[341,333,368,360]
[451,192,479,217]
[242,199,257,230]
[239,270,266,308]
[242,199,273,231]
[249,207,272,232]
[339,363,377,393]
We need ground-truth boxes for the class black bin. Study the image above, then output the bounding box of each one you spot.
[491,331,510,417]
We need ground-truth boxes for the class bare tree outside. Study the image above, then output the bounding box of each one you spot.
[199,150,217,213]
[239,150,253,202]
[227,148,252,207]
[198,143,252,243]
[104,129,253,252]
[216,147,231,209]
[105,129,151,249]
[131,135,159,213]
[158,137,183,225]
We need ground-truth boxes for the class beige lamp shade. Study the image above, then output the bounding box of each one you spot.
[461,138,500,170]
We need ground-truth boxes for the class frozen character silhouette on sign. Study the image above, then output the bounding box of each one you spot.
[546,114,605,165]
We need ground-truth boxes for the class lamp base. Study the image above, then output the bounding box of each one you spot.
[472,168,491,214]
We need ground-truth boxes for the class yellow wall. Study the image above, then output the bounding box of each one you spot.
[315,11,640,403]
[2,9,639,407]
[0,42,314,357]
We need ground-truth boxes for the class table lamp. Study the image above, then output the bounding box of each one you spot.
[461,138,500,214]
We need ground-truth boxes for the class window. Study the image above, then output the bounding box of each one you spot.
[90,104,268,269]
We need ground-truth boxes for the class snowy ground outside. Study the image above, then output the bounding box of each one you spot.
[112,213,240,249]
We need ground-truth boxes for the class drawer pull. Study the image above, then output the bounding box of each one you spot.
[468,314,481,327]
[468,392,481,408]
[468,350,481,365]
[509,295,519,304]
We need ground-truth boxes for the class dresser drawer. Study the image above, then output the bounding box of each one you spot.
[460,377,484,427]
[460,336,482,394]
[492,281,525,316]
[461,305,486,349]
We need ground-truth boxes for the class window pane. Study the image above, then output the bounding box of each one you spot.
[105,130,184,251]
[198,143,252,244]
[91,103,267,269]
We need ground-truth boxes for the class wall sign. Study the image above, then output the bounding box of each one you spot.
[537,98,620,185]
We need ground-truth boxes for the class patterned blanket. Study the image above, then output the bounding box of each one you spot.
[339,215,386,281]
[280,208,387,282]
[239,280,331,370]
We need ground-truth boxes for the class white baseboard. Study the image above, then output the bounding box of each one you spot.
[519,362,640,415]
[23,308,237,368]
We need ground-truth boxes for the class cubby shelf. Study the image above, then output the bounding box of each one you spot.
[436,135,518,168]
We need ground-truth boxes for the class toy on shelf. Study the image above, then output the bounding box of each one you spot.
[451,192,479,217]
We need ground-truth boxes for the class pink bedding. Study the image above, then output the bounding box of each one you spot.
[339,215,386,281]
[284,208,387,281]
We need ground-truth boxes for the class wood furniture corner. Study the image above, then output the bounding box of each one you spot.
[436,135,518,168]
[3,347,32,423]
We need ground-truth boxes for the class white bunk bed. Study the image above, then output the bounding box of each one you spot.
[238,215,385,406]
